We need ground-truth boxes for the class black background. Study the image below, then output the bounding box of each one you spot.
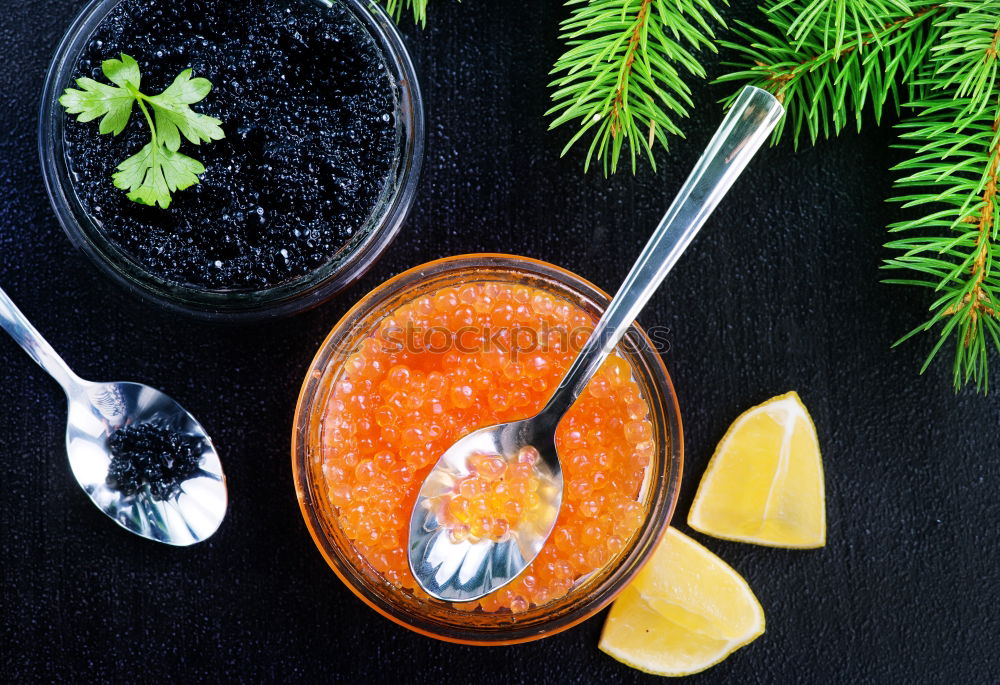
[3,1,998,683]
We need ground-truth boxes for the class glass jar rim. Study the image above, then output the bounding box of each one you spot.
[38,0,424,321]
[291,253,684,645]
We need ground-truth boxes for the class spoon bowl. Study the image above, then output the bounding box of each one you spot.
[408,413,563,601]
[66,381,227,545]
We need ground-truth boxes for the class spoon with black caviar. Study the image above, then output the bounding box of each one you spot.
[0,287,227,545]
[409,86,785,601]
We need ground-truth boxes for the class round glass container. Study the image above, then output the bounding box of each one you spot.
[39,0,423,320]
[292,254,683,644]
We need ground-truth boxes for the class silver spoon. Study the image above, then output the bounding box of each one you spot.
[0,288,227,545]
[408,86,785,601]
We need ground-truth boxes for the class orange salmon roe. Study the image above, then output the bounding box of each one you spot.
[439,448,545,544]
[318,282,653,613]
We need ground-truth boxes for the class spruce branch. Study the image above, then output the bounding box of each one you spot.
[547,0,726,175]
[717,0,1000,389]
[883,2,1000,391]
[715,0,944,147]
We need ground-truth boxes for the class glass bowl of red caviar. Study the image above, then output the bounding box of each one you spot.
[292,254,682,644]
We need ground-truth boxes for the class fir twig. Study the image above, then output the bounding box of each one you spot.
[715,0,944,147]
[547,0,726,175]
[884,1,1000,391]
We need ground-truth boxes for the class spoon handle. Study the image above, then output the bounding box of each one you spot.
[0,286,82,393]
[544,86,784,416]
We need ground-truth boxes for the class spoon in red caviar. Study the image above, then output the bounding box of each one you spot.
[0,287,227,545]
[409,86,785,601]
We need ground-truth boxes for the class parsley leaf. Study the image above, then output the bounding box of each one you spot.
[113,142,205,209]
[102,53,142,90]
[59,53,224,208]
[58,54,141,136]
[147,69,224,151]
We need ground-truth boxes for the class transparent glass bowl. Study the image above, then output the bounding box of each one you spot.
[292,254,683,644]
[39,0,424,321]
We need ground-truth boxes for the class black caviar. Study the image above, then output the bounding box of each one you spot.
[106,423,204,500]
[64,0,398,290]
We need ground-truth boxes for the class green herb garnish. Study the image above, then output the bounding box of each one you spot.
[59,53,224,209]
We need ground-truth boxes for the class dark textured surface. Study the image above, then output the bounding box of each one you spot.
[2,0,999,682]
[65,0,396,289]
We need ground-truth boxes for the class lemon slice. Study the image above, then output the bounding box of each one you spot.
[599,527,765,676]
[688,391,826,548]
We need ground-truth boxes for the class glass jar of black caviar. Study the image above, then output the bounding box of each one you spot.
[40,0,423,320]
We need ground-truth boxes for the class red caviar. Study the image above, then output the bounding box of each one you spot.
[439,448,546,544]
[317,281,653,613]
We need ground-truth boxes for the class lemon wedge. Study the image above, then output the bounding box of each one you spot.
[688,391,826,548]
[600,527,765,676]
